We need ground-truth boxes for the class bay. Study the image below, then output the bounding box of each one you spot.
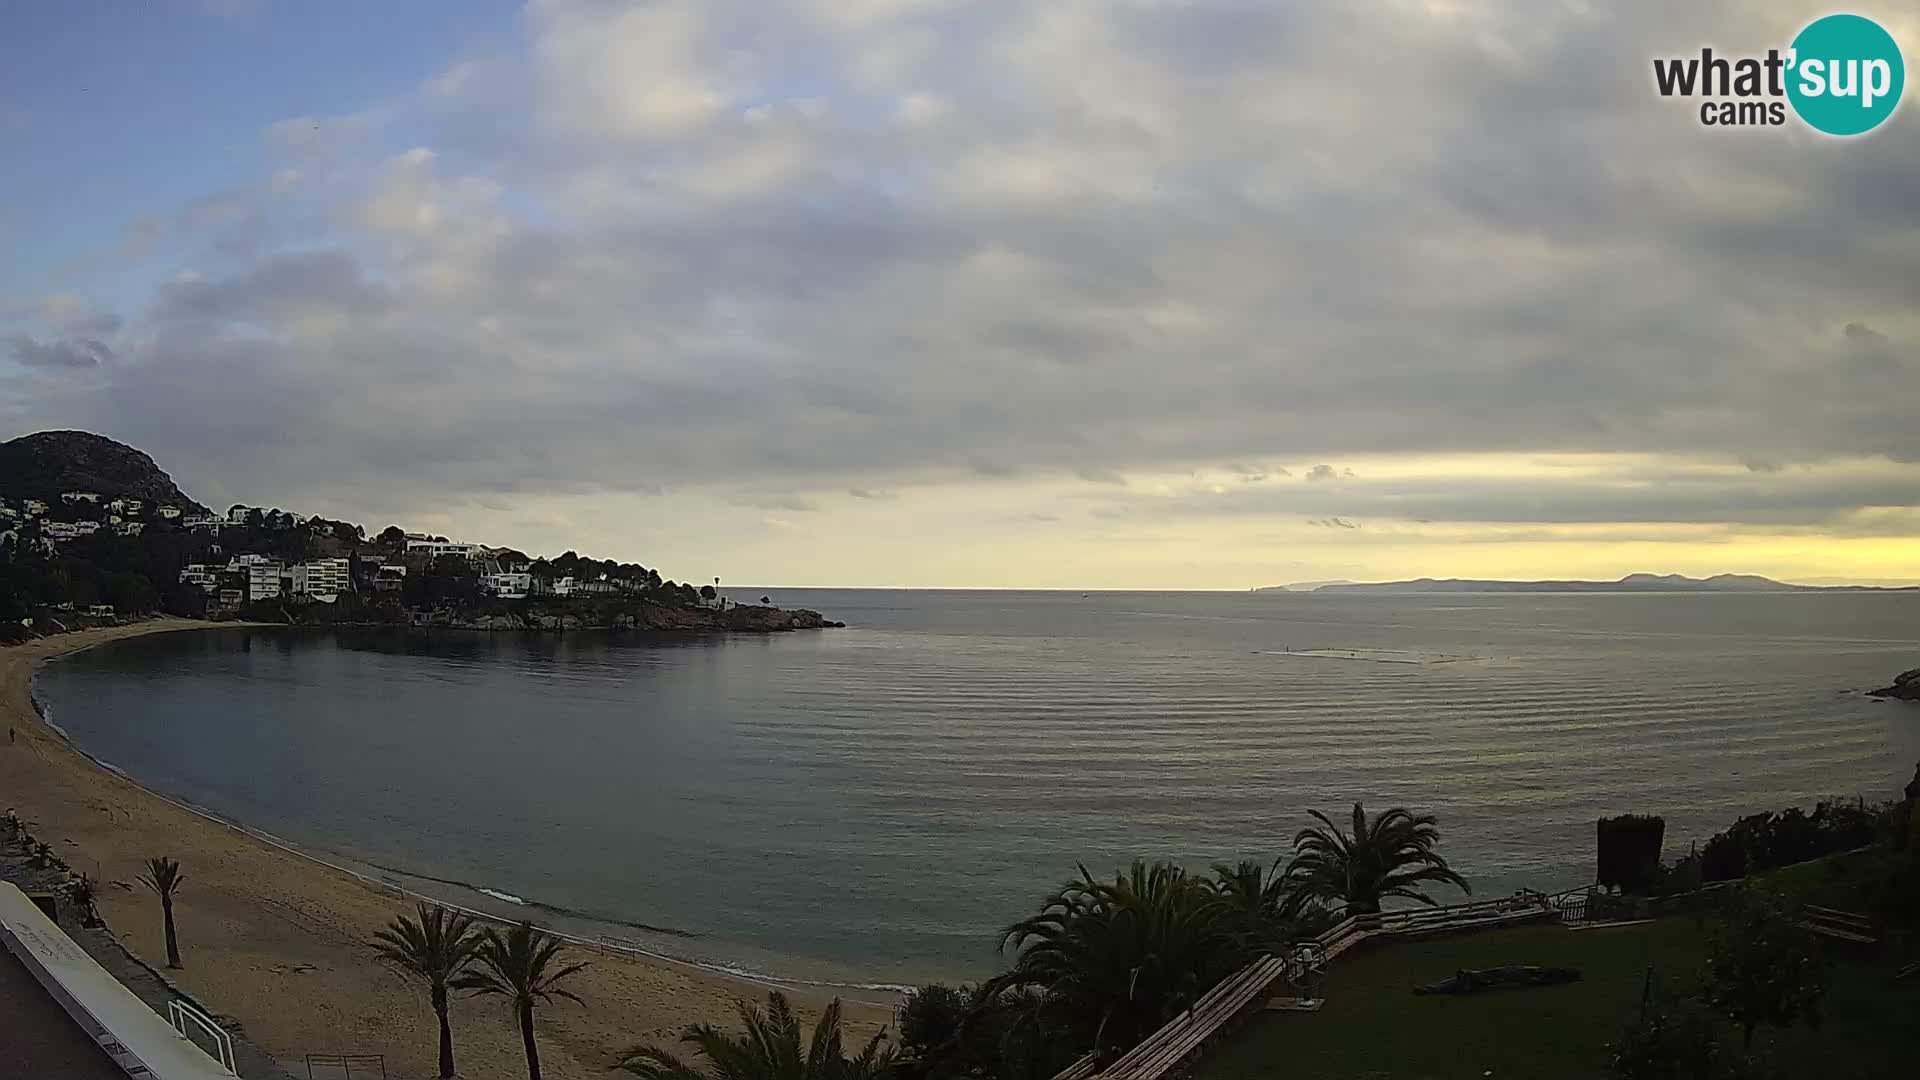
[33,590,1920,987]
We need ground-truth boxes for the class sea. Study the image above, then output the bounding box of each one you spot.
[31,590,1920,990]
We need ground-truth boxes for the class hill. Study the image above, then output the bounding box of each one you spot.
[1279,573,1917,594]
[0,431,208,514]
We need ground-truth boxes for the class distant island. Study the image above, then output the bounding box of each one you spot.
[1256,573,1920,594]
[0,430,842,637]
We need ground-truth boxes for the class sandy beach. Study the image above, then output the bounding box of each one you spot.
[2,620,890,1079]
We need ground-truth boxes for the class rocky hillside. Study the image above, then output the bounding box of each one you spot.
[1869,667,1920,701]
[0,430,208,513]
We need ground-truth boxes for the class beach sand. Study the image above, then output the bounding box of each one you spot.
[2,620,891,1079]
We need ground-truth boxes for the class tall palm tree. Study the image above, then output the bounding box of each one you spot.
[990,861,1247,1053]
[1283,804,1469,915]
[1208,859,1330,951]
[618,991,894,1080]
[137,856,185,968]
[452,921,587,1080]
[371,903,482,1079]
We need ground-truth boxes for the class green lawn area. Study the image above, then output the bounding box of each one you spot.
[1193,917,1918,1080]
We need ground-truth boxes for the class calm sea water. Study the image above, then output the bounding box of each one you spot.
[33,591,1920,987]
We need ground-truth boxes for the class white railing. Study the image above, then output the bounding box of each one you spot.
[167,998,238,1075]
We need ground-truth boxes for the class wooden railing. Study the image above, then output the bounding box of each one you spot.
[1050,893,1555,1080]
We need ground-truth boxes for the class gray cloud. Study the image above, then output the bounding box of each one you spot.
[3,0,1917,540]
[8,335,113,370]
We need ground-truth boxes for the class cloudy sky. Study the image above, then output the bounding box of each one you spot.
[3,1,1917,588]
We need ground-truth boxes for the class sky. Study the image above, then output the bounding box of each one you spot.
[2,0,1918,589]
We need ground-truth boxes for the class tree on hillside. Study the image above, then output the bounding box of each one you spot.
[992,861,1245,1053]
[137,856,186,968]
[453,921,587,1080]
[379,525,406,546]
[618,991,894,1080]
[372,902,483,1079]
[1282,804,1469,915]
[1702,888,1826,1049]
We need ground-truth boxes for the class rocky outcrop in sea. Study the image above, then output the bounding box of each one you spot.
[1867,667,1920,701]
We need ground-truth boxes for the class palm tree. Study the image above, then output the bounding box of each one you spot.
[1282,804,1469,916]
[452,921,587,1080]
[618,990,894,1080]
[137,856,185,968]
[1208,859,1330,951]
[990,861,1247,1053]
[371,903,482,1079]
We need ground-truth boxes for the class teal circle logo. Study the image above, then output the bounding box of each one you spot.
[1787,14,1905,136]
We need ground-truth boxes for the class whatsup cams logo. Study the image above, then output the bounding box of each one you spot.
[1654,13,1905,134]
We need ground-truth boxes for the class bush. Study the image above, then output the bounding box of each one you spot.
[896,984,972,1075]
[1598,815,1666,894]
[1702,888,1826,1050]
[1698,800,1884,882]
[1609,986,1745,1080]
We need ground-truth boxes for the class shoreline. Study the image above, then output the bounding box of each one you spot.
[4,620,892,1079]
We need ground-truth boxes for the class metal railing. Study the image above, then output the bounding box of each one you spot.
[1053,892,1558,1080]
[305,1053,387,1079]
[168,997,238,1074]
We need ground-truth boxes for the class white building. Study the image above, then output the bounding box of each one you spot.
[123,499,143,514]
[374,564,407,592]
[43,520,101,541]
[179,565,221,591]
[290,558,351,602]
[156,506,182,520]
[227,505,255,524]
[114,521,145,536]
[406,539,485,559]
[484,571,532,599]
[532,576,575,597]
[23,499,47,516]
[182,515,223,531]
[227,554,283,601]
[61,491,101,504]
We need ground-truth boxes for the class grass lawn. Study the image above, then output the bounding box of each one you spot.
[1193,917,1919,1080]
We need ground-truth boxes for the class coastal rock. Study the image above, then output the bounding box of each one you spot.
[1867,667,1920,701]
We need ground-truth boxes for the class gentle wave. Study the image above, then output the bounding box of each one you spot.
[30,593,1920,983]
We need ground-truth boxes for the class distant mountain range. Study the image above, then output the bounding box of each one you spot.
[1258,573,1918,594]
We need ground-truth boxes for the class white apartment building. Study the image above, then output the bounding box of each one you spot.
[114,521,145,536]
[156,506,182,519]
[179,565,221,591]
[291,558,351,602]
[484,571,532,599]
[23,499,47,516]
[227,554,283,601]
[61,491,101,504]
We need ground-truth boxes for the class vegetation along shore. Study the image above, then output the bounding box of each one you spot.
[0,430,844,640]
